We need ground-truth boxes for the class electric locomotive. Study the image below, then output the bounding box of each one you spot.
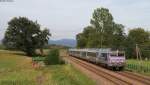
[68,48,125,70]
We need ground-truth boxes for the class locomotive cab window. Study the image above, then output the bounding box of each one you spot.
[118,53,124,56]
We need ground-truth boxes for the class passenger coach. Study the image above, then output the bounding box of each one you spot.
[69,48,126,70]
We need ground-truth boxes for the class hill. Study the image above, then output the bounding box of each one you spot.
[49,39,76,47]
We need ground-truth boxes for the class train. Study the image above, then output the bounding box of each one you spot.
[68,48,126,70]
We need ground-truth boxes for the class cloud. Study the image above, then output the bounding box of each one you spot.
[0,0,150,40]
[99,0,150,29]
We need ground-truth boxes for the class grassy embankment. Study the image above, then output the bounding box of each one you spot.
[126,59,150,76]
[0,50,95,85]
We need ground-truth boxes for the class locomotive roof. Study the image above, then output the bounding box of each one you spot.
[69,48,111,53]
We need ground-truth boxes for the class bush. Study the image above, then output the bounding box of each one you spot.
[0,44,5,50]
[44,49,61,65]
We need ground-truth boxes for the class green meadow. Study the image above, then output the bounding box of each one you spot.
[126,59,150,76]
[0,50,95,85]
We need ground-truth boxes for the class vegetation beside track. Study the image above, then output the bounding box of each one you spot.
[0,50,95,85]
[126,59,150,76]
[46,65,95,85]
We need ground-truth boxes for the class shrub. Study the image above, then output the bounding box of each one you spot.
[0,44,5,50]
[44,49,61,65]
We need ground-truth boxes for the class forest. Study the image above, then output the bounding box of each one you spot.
[76,8,150,59]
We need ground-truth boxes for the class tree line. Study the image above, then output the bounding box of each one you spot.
[76,8,150,59]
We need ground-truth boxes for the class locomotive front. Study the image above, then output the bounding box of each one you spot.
[108,51,126,69]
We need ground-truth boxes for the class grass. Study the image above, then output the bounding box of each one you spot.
[0,50,38,85]
[126,59,150,76]
[0,50,29,70]
[50,65,95,85]
[127,59,150,65]
[0,50,95,85]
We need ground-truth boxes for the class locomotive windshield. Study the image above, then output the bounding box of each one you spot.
[110,52,124,57]
[118,53,124,56]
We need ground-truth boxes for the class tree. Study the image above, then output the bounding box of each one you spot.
[76,7,125,49]
[3,17,51,56]
[37,28,51,55]
[76,26,97,48]
[76,7,150,59]
[85,26,99,48]
[112,23,126,49]
[128,28,149,44]
[126,28,150,59]
[76,33,87,48]
[90,8,114,48]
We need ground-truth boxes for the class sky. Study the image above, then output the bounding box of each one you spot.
[0,0,150,40]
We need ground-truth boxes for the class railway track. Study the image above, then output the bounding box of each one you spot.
[68,57,132,85]
[67,56,150,85]
[117,71,150,85]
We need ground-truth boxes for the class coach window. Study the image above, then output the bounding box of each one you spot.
[87,52,96,57]
[77,51,80,55]
[82,52,86,57]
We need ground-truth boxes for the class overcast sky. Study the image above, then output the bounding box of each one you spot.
[0,0,150,40]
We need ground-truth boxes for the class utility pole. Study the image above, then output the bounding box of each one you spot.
[136,44,139,60]
[136,44,142,64]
